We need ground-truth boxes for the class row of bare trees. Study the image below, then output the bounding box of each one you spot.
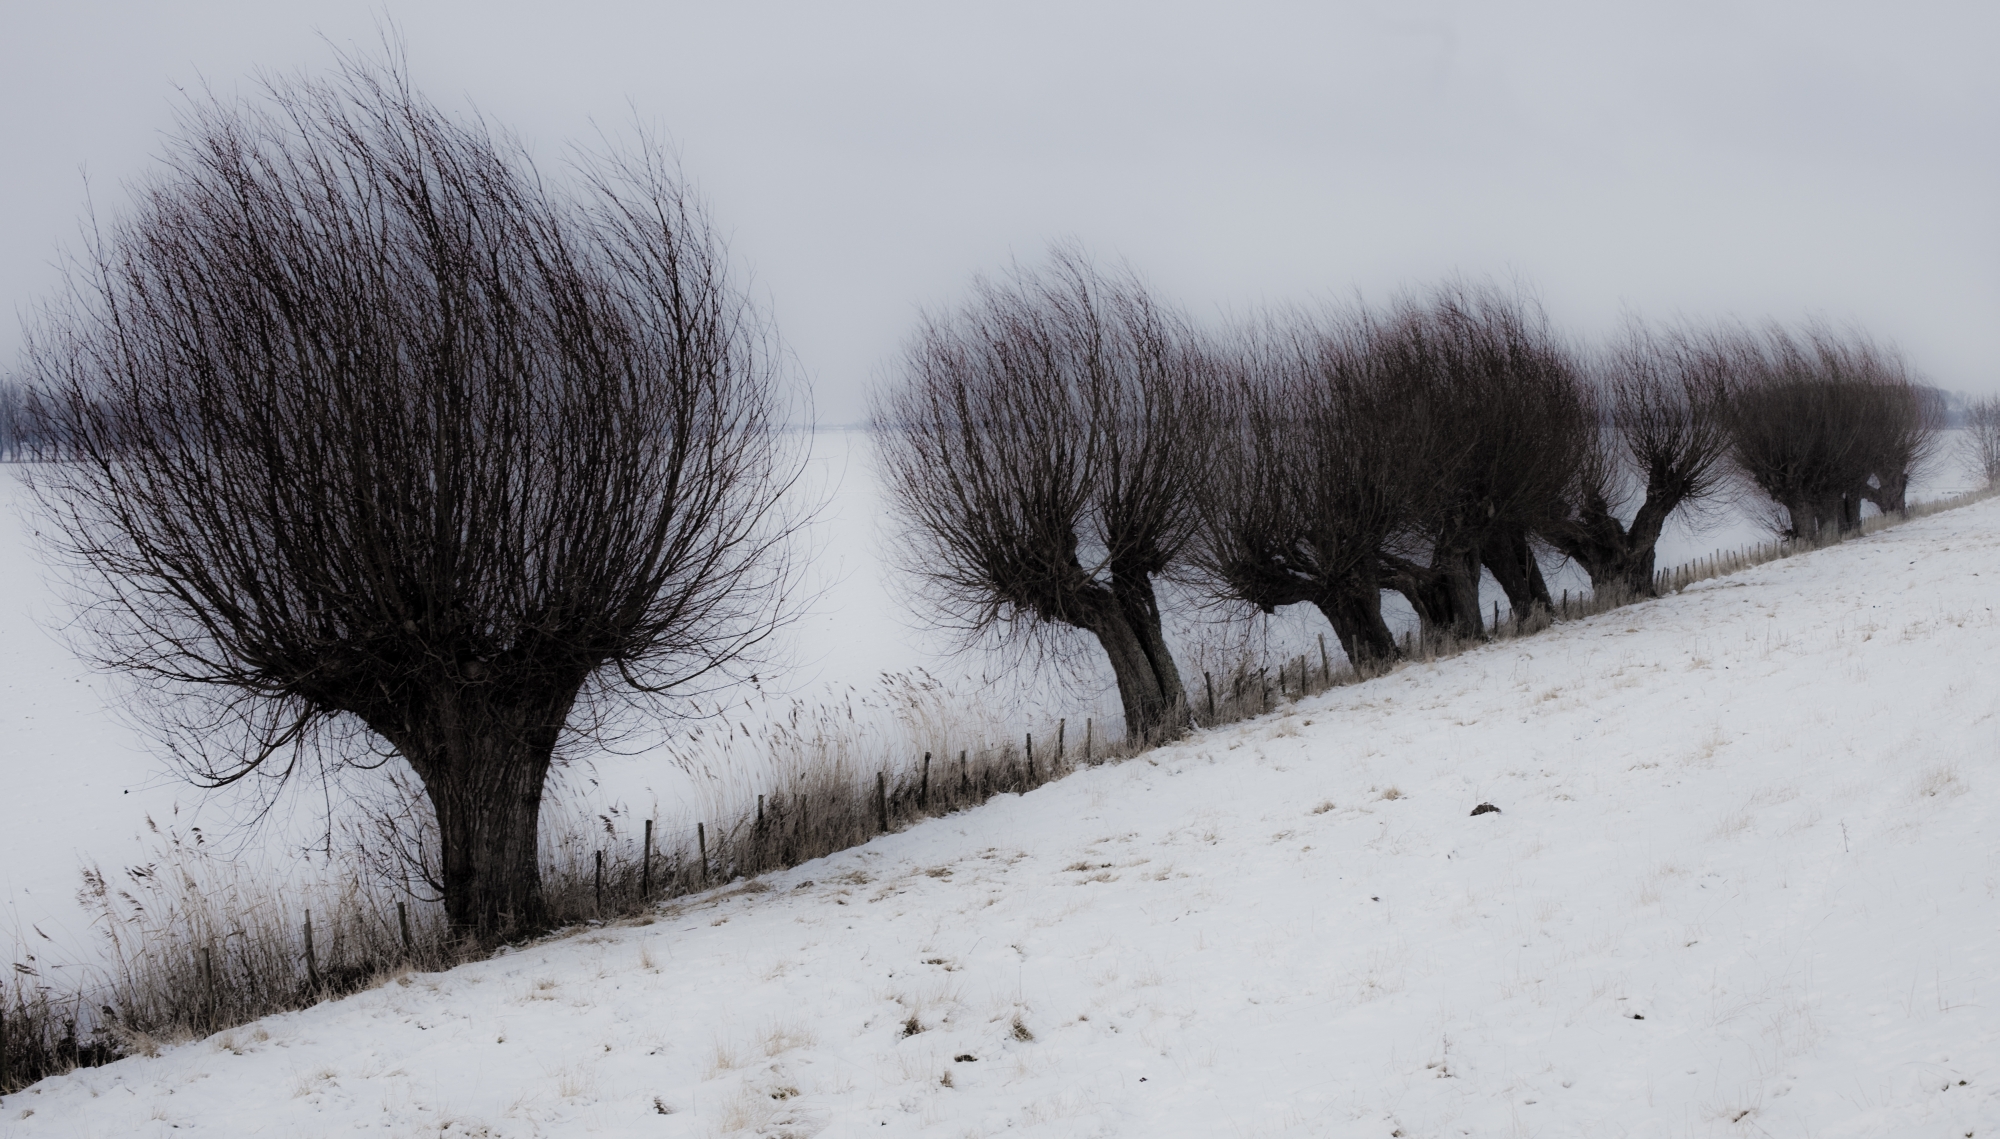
[0,379,30,462]
[1725,327,1947,538]
[7,39,1962,951]
[874,251,1950,747]
[1968,396,2000,487]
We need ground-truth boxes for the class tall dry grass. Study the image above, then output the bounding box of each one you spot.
[0,672,1112,1093]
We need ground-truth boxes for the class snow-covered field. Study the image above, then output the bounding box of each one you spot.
[6,487,1996,1137]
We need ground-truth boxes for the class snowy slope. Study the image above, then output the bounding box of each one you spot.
[6,497,2000,1138]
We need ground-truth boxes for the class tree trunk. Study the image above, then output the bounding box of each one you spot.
[425,751,552,943]
[1480,529,1552,618]
[1437,543,1485,640]
[1869,469,1910,516]
[380,692,572,946]
[1548,486,1678,604]
[1314,570,1398,670]
[1087,604,1179,745]
[1604,543,1659,601]
[1783,493,1849,542]
[1839,489,1866,532]
[1111,569,1188,737]
[1382,546,1482,644]
[1779,495,1815,541]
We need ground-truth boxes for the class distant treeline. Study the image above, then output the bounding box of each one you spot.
[0,379,27,462]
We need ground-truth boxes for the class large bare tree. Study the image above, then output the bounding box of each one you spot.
[1725,324,1936,539]
[1371,285,1593,640]
[1191,308,1423,667]
[872,250,1205,743]
[21,58,802,943]
[1543,322,1734,598]
[1855,377,1945,516]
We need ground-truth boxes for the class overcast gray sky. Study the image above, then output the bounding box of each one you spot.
[4,0,1994,421]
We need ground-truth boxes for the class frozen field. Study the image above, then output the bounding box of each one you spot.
[3,478,1997,1136]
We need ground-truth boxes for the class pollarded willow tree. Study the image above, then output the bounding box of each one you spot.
[1725,324,1940,539]
[872,250,1207,743]
[1542,322,1735,598]
[21,58,803,944]
[1372,284,1594,640]
[1190,307,1427,669]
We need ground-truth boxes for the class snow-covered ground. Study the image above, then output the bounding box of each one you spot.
[6,487,1996,1137]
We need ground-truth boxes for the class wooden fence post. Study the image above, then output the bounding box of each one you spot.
[1025,733,1035,785]
[919,757,931,811]
[692,821,704,888]
[1084,720,1093,761]
[594,850,604,915]
[1318,635,1331,683]
[644,819,656,897]
[303,910,320,993]
[1204,672,1215,721]
[397,900,413,955]
[1056,720,1066,766]
[876,771,889,833]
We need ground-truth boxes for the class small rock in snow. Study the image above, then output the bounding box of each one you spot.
[1470,803,1501,816]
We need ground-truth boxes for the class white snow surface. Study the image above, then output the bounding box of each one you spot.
[6,499,1999,1136]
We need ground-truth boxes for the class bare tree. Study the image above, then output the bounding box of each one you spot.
[872,250,1205,743]
[1725,324,1934,538]
[1966,395,2000,487]
[1856,378,1945,516]
[1371,284,1593,640]
[20,57,802,944]
[1543,322,1734,598]
[1190,307,1420,668]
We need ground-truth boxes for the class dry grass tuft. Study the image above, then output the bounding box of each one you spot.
[1913,763,1968,800]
